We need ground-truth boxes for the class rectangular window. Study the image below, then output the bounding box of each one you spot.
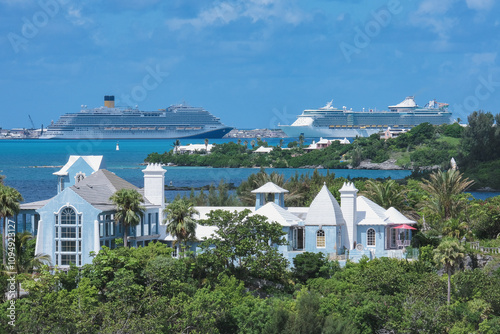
[294,228,305,250]
[105,222,109,237]
[61,241,76,252]
[78,214,82,225]
[99,223,104,237]
[79,227,82,239]
[55,241,58,252]
[154,213,158,234]
[55,215,58,225]
[61,227,76,238]
[79,254,82,266]
[110,222,114,236]
[55,227,58,239]
[61,254,76,265]
[78,240,82,252]
[316,230,326,248]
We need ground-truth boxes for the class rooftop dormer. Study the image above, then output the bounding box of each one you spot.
[251,182,288,210]
[53,155,105,193]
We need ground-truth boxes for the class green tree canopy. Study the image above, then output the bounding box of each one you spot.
[421,169,474,220]
[163,198,198,256]
[109,188,145,248]
[433,239,466,305]
[198,209,289,282]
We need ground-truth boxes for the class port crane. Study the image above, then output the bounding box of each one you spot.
[28,115,35,130]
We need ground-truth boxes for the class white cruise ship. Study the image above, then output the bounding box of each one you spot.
[40,96,233,139]
[279,96,452,138]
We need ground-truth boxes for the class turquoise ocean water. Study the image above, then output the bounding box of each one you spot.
[0,138,496,203]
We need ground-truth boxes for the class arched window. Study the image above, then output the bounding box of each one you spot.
[367,228,376,246]
[61,207,76,225]
[55,207,81,266]
[316,229,325,248]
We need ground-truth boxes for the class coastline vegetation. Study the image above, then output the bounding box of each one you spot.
[145,110,500,190]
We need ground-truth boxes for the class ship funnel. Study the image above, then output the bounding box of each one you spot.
[104,95,115,108]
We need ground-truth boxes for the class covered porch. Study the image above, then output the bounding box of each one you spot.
[385,224,417,250]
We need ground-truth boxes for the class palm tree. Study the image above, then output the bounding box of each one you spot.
[237,139,242,145]
[163,199,198,257]
[279,139,284,148]
[0,185,23,266]
[361,180,408,212]
[433,239,465,305]
[172,139,181,154]
[421,169,474,220]
[204,138,209,153]
[109,189,145,248]
[250,140,256,149]
[244,140,248,149]
[298,134,305,147]
[9,231,51,298]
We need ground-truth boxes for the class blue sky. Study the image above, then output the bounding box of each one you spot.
[1,0,499,130]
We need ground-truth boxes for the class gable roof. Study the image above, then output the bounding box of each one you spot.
[251,182,289,194]
[71,169,147,211]
[53,155,104,176]
[305,184,344,225]
[385,207,416,225]
[356,196,416,226]
[356,196,389,225]
[253,202,301,226]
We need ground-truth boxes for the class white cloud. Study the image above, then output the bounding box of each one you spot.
[410,0,459,43]
[65,6,93,27]
[470,52,497,66]
[466,0,494,10]
[416,0,458,15]
[166,0,307,30]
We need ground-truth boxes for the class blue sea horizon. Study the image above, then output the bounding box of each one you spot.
[1,139,497,203]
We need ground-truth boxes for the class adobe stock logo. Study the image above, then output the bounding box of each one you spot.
[120,65,169,107]
[339,0,403,63]
[453,72,500,118]
[7,0,70,54]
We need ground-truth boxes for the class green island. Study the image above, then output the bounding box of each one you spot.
[146,110,500,191]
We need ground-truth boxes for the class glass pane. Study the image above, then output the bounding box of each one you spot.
[61,227,76,238]
[61,208,76,224]
[61,240,76,252]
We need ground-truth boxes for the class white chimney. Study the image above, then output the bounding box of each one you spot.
[142,163,166,206]
[339,182,358,250]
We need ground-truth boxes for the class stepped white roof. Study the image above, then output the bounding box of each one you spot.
[251,182,289,194]
[385,207,416,225]
[253,202,301,226]
[53,155,104,176]
[306,184,344,225]
[356,196,390,225]
[356,196,416,226]
[254,146,273,153]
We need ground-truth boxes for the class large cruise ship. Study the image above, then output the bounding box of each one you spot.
[279,96,452,138]
[40,96,233,139]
